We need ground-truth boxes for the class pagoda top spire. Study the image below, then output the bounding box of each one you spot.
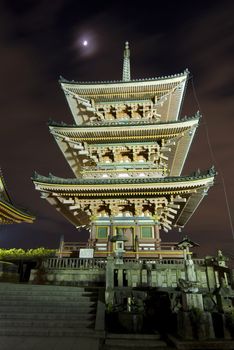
[122,41,131,82]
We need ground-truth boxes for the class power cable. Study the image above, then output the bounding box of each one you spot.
[190,76,234,240]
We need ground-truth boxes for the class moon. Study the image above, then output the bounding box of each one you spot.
[83,40,88,46]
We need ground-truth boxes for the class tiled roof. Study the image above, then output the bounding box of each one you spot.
[59,69,189,85]
[48,113,200,129]
[32,167,216,185]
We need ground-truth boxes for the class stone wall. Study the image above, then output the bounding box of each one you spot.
[29,268,105,286]
[106,259,211,290]
[29,257,231,290]
[0,261,19,283]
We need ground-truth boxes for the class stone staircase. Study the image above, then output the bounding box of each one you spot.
[101,333,173,350]
[0,283,99,337]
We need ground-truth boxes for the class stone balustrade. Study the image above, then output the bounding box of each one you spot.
[43,258,106,270]
[42,257,204,270]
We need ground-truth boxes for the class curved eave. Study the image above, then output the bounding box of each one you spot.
[0,174,11,203]
[33,173,215,195]
[60,72,188,124]
[49,117,199,142]
[49,117,199,177]
[59,71,188,89]
[33,171,215,229]
[0,199,35,224]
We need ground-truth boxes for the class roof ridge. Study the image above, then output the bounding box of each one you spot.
[59,69,189,85]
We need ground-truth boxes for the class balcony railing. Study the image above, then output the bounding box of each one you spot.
[58,241,182,255]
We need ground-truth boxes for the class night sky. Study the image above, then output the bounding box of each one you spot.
[0,0,233,258]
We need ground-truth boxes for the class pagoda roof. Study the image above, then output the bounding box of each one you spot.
[33,168,215,188]
[60,70,189,125]
[177,235,199,248]
[49,115,199,177]
[0,170,11,203]
[32,168,216,229]
[49,115,199,142]
[49,113,199,129]
[0,197,35,224]
[0,172,35,224]
[59,70,189,86]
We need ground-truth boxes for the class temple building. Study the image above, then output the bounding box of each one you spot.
[33,42,215,259]
[0,169,35,224]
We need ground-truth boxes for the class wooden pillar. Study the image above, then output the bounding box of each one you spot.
[58,235,64,258]
[154,223,161,250]
[107,223,114,256]
[90,223,96,247]
[135,224,140,259]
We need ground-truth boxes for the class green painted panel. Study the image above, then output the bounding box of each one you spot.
[141,226,153,238]
[97,226,108,238]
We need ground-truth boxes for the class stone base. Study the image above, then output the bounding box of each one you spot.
[182,292,204,311]
[29,268,105,286]
[169,334,234,350]
[0,261,19,283]
[177,311,215,340]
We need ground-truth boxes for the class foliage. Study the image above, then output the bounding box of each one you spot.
[0,247,56,260]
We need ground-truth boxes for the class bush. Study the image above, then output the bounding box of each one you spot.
[0,248,56,260]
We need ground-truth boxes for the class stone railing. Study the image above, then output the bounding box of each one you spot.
[43,258,106,270]
[42,257,204,270]
[123,258,205,265]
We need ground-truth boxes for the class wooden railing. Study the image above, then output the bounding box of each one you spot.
[58,241,181,255]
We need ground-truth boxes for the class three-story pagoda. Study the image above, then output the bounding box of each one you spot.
[33,42,215,258]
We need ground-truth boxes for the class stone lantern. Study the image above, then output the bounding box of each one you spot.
[110,228,128,264]
[177,235,199,261]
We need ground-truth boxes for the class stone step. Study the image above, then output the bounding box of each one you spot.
[0,289,98,295]
[0,299,96,306]
[102,333,169,350]
[102,346,169,350]
[107,333,161,340]
[0,294,97,301]
[0,284,99,293]
[0,327,96,337]
[102,346,171,350]
[0,313,95,320]
[0,283,99,338]
[105,339,167,348]
[0,319,94,328]
[0,287,97,292]
[0,305,95,313]
[0,283,88,290]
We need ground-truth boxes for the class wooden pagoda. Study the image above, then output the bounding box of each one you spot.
[33,42,215,258]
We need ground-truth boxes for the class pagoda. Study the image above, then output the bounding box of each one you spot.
[33,42,215,259]
[0,169,35,224]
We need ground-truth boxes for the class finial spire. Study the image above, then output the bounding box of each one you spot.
[122,41,131,81]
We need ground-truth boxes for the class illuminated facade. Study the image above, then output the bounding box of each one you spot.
[33,42,215,258]
[0,170,34,224]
